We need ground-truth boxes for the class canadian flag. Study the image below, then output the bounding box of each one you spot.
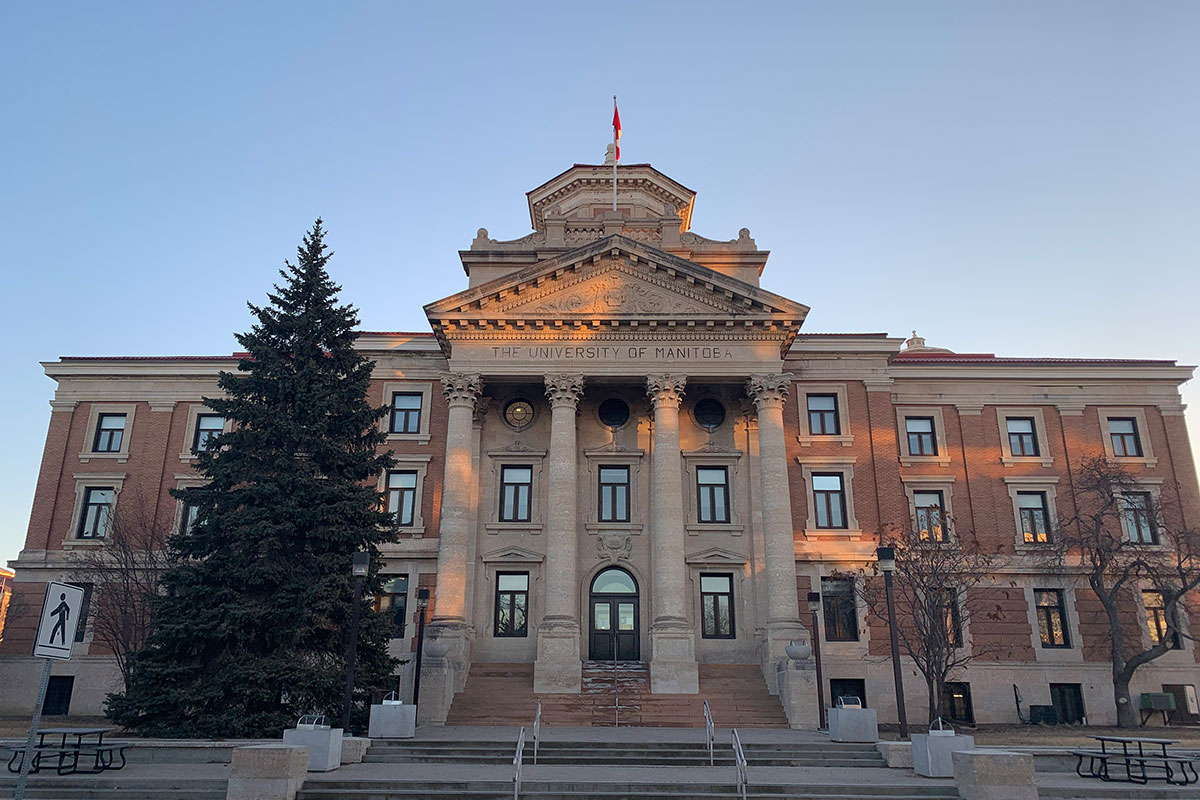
[612,101,621,162]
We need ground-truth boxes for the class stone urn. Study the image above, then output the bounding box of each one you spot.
[424,636,450,658]
[784,640,811,661]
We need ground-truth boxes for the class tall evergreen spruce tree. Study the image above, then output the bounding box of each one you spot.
[108,221,397,737]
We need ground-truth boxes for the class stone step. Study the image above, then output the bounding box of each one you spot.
[296,781,959,800]
[0,781,226,800]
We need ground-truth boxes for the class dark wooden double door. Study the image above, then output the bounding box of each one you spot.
[589,596,639,661]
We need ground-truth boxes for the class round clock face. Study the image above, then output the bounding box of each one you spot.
[504,399,534,430]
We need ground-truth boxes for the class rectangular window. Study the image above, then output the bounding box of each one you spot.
[494,572,529,637]
[380,576,409,639]
[1018,492,1052,544]
[1006,417,1040,457]
[905,416,938,456]
[1035,589,1070,648]
[92,413,126,453]
[822,577,859,641]
[813,474,848,529]
[598,466,630,523]
[78,487,114,538]
[41,676,74,716]
[1108,417,1143,457]
[934,587,963,648]
[1124,492,1158,544]
[192,414,225,452]
[696,466,730,524]
[700,573,735,639]
[807,394,840,435]
[180,502,199,535]
[1143,590,1181,650]
[387,471,418,527]
[913,490,946,542]
[390,392,423,435]
[499,466,533,522]
[941,681,975,725]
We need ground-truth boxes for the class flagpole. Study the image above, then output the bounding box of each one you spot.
[612,95,618,211]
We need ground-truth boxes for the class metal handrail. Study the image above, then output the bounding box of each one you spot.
[731,728,748,800]
[512,726,526,800]
[703,699,715,767]
[532,699,542,765]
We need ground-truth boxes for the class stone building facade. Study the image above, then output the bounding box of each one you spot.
[3,160,1199,727]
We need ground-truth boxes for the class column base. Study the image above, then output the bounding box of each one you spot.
[775,658,821,730]
[649,622,698,694]
[533,619,582,693]
[416,623,472,725]
[760,619,810,693]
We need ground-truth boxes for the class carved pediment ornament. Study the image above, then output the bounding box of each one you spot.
[746,373,794,410]
[597,533,633,564]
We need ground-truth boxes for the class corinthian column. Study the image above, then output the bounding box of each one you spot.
[747,373,817,729]
[646,374,698,694]
[432,372,483,624]
[534,373,585,693]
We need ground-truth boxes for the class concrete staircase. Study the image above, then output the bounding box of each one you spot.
[447,661,789,728]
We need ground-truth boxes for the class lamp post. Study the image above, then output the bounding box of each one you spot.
[411,587,430,713]
[807,591,826,729]
[341,551,371,733]
[877,546,909,738]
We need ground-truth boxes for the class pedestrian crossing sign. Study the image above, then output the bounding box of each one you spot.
[32,582,86,660]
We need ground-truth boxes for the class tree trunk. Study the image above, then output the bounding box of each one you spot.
[1113,673,1138,728]
[926,676,939,725]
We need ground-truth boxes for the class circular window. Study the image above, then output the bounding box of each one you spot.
[592,568,637,594]
[504,398,535,430]
[693,398,726,430]
[597,398,631,429]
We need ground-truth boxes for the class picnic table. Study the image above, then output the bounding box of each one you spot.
[1072,734,1198,785]
[5,727,133,776]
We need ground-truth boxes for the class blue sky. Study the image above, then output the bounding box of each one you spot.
[3,2,1199,565]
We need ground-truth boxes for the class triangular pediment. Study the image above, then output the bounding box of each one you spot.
[480,546,544,564]
[426,235,808,336]
[684,547,749,567]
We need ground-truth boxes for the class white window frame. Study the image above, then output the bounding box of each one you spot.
[377,455,432,536]
[996,407,1054,467]
[381,381,434,444]
[179,403,231,462]
[484,450,546,533]
[901,476,956,542]
[682,451,745,535]
[895,406,951,467]
[798,456,860,536]
[1023,582,1083,663]
[1098,407,1158,467]
[79,403,137,463]
[64,472,127,548]
[796,383,854,447]
[1003,476,1060,550]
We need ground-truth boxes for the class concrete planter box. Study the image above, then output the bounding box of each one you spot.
[282,726,343,772]
[369,703,417,738]
[912,731,975,777]
[826,707,878,742]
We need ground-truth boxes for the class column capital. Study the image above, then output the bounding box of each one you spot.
[440,372,483,409]
[646,374,687,409]
[544,373,585,409]
[746,373,794,410]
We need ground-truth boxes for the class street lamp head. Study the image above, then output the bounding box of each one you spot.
[876,546,896,573]
[416,586,430,610]
[807,591,821,613]
[351,551,370,578]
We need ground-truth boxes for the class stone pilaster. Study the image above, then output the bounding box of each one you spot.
[645,374,698,693]
[534,373,585,693]
[747,373,818,729]
[422,372,482,725]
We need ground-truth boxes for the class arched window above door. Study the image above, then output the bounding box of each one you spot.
[592,567,636,594]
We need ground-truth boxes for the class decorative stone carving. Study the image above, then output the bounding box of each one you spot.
[544,373,585,408]
[646,375,687,409]
[501,260,734,316]
[597,533,633,564]
[440,372,483,409]
[746,373,793,410]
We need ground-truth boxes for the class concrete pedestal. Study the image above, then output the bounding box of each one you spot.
[281,727,343,772]
[826,707,878,742]
[227,744,308,800]
[774,658,820,730]
[340,736,371,764]
[533,621,582,693]
[876,741,913,768]
[952,749,1037,800]
[369,703,417,738]
[648,625,699,693]
[912,732,975,778]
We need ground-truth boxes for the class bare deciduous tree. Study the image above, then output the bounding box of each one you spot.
[856,521,1004,724]
[68,491,170,686]
[1050,456,1200,728]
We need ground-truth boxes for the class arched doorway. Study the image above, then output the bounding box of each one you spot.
[588,567,640,661]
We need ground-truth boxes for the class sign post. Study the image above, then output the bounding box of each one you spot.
[15,581,85,800]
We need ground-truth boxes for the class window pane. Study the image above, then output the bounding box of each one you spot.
[498,573,528,591]
[382,577,409,594]
[700,575,731,593]
[699,491,712,521]
[1006,418,1033,434]
[503,466,533,484]
[827,499,844,528]
[617,603,635,631]
[812,475,842,492]
[600,467,627,483]
[594,604,611,630]
[808,395,836,411]
[600,491,613,520]
[713,489,726,522]
[697,467,725,485]
[1108,419,1135,434]
[388,471,417,489]
[592,568,636,594]
[905,417,932,433]
[716,595,731,635]
[1017,492,1045,509]
[913,492,941,509]
[393,393,421,409]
